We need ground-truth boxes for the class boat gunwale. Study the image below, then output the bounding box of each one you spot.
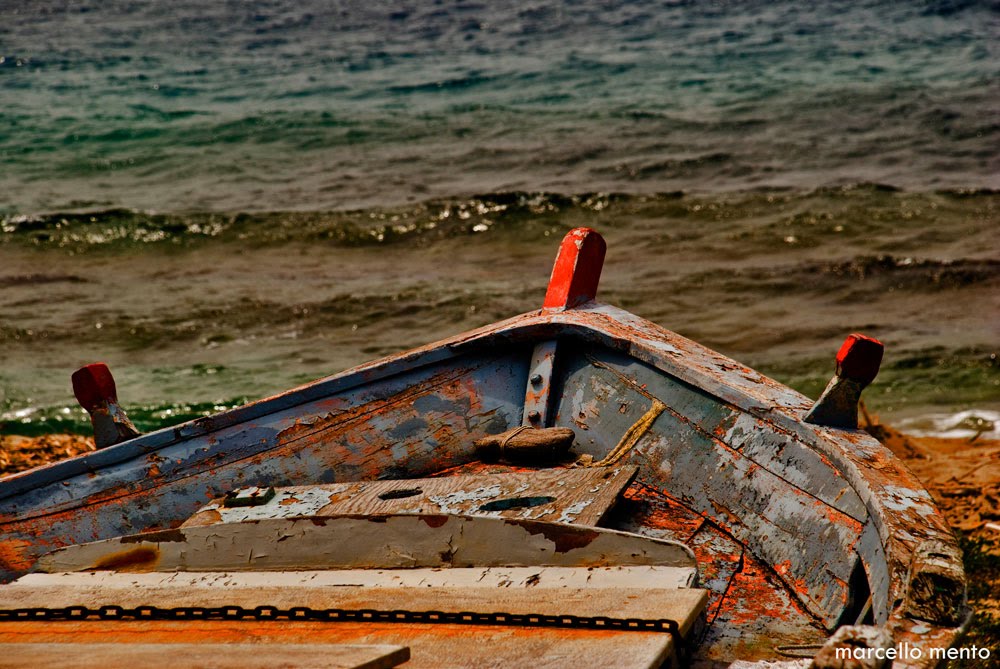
[0,301,808,500]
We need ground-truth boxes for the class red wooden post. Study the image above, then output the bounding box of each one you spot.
[72,363,140,448]
[542,228,607,311]
[805,334,884,429]
[72,363,119,414]
[835,333,884,387]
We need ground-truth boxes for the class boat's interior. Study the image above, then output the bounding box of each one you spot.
[2,333,885,668]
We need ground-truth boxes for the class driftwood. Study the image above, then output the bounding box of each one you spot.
[474,426,575,463]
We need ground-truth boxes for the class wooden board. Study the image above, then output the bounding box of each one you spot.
[555,349,865,627]
[38,513,695,573]
[0,567,709,669]
[2,571,708,637]
[0,622,680,669]
[182,466,638,528]
[15,565,698,591]
[0,643,409,669]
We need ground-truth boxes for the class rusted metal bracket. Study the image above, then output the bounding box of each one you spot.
[804,334,883,429]
[523,340,558,426]
[71,363,140,449]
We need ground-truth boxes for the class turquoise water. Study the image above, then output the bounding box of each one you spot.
[0,1,997,436]
[2,0,997,211]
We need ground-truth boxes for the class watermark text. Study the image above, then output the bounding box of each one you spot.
[835,643,992,662]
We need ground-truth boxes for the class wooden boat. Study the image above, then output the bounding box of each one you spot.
[0,228,970,668]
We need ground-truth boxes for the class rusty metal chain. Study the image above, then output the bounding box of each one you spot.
[0,604,684,650]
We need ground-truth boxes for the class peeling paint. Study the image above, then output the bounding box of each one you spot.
[557,500,593,524]
[429,485,502,515]
[199,488,337,523]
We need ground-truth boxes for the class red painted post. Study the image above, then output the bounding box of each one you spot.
[805,334,884,429]
[542,228,607,311]
[71,363,119,414]
[835,334,884,387]
[72,363,140,448]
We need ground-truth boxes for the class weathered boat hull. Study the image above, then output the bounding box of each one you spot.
[0,228,968,667]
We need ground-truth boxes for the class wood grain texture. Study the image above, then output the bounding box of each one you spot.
[1,566,707,669]
[40,514,696,573]
[0,582,708,637]
[0,643,409,669]
[183,466,638,528]
[0,622,677,669]
[473,425,574,462]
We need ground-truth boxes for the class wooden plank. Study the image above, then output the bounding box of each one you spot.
[32,565,695,589]
[0,567,706,668]
[0,622,676,669]
[15,565,699,596]
[555,348,865,628]
[38,514,696,574]
[1,575,708,639]
[183,466,638,529]
[0,643,409,669]
[0,351,530,583]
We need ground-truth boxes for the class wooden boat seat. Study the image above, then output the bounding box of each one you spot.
[2,466,708,668]
[180,466,641,529]
[0,642,410,669]
[1,566,708,668]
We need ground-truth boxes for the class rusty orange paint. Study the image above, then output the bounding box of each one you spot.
[0,539,35,575]
[0,620,637,645]
[90,546,159,572]
[773,559,792,577]
[623,480,833,634]
[621,482,704,540]
[716,552,816,628]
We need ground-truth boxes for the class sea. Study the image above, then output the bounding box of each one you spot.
[1,0,997,438]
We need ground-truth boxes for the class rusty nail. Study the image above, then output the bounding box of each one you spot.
[527,410,541,423]
[530,374,543,385]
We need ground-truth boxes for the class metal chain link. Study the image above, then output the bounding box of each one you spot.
[0,604,684,650]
